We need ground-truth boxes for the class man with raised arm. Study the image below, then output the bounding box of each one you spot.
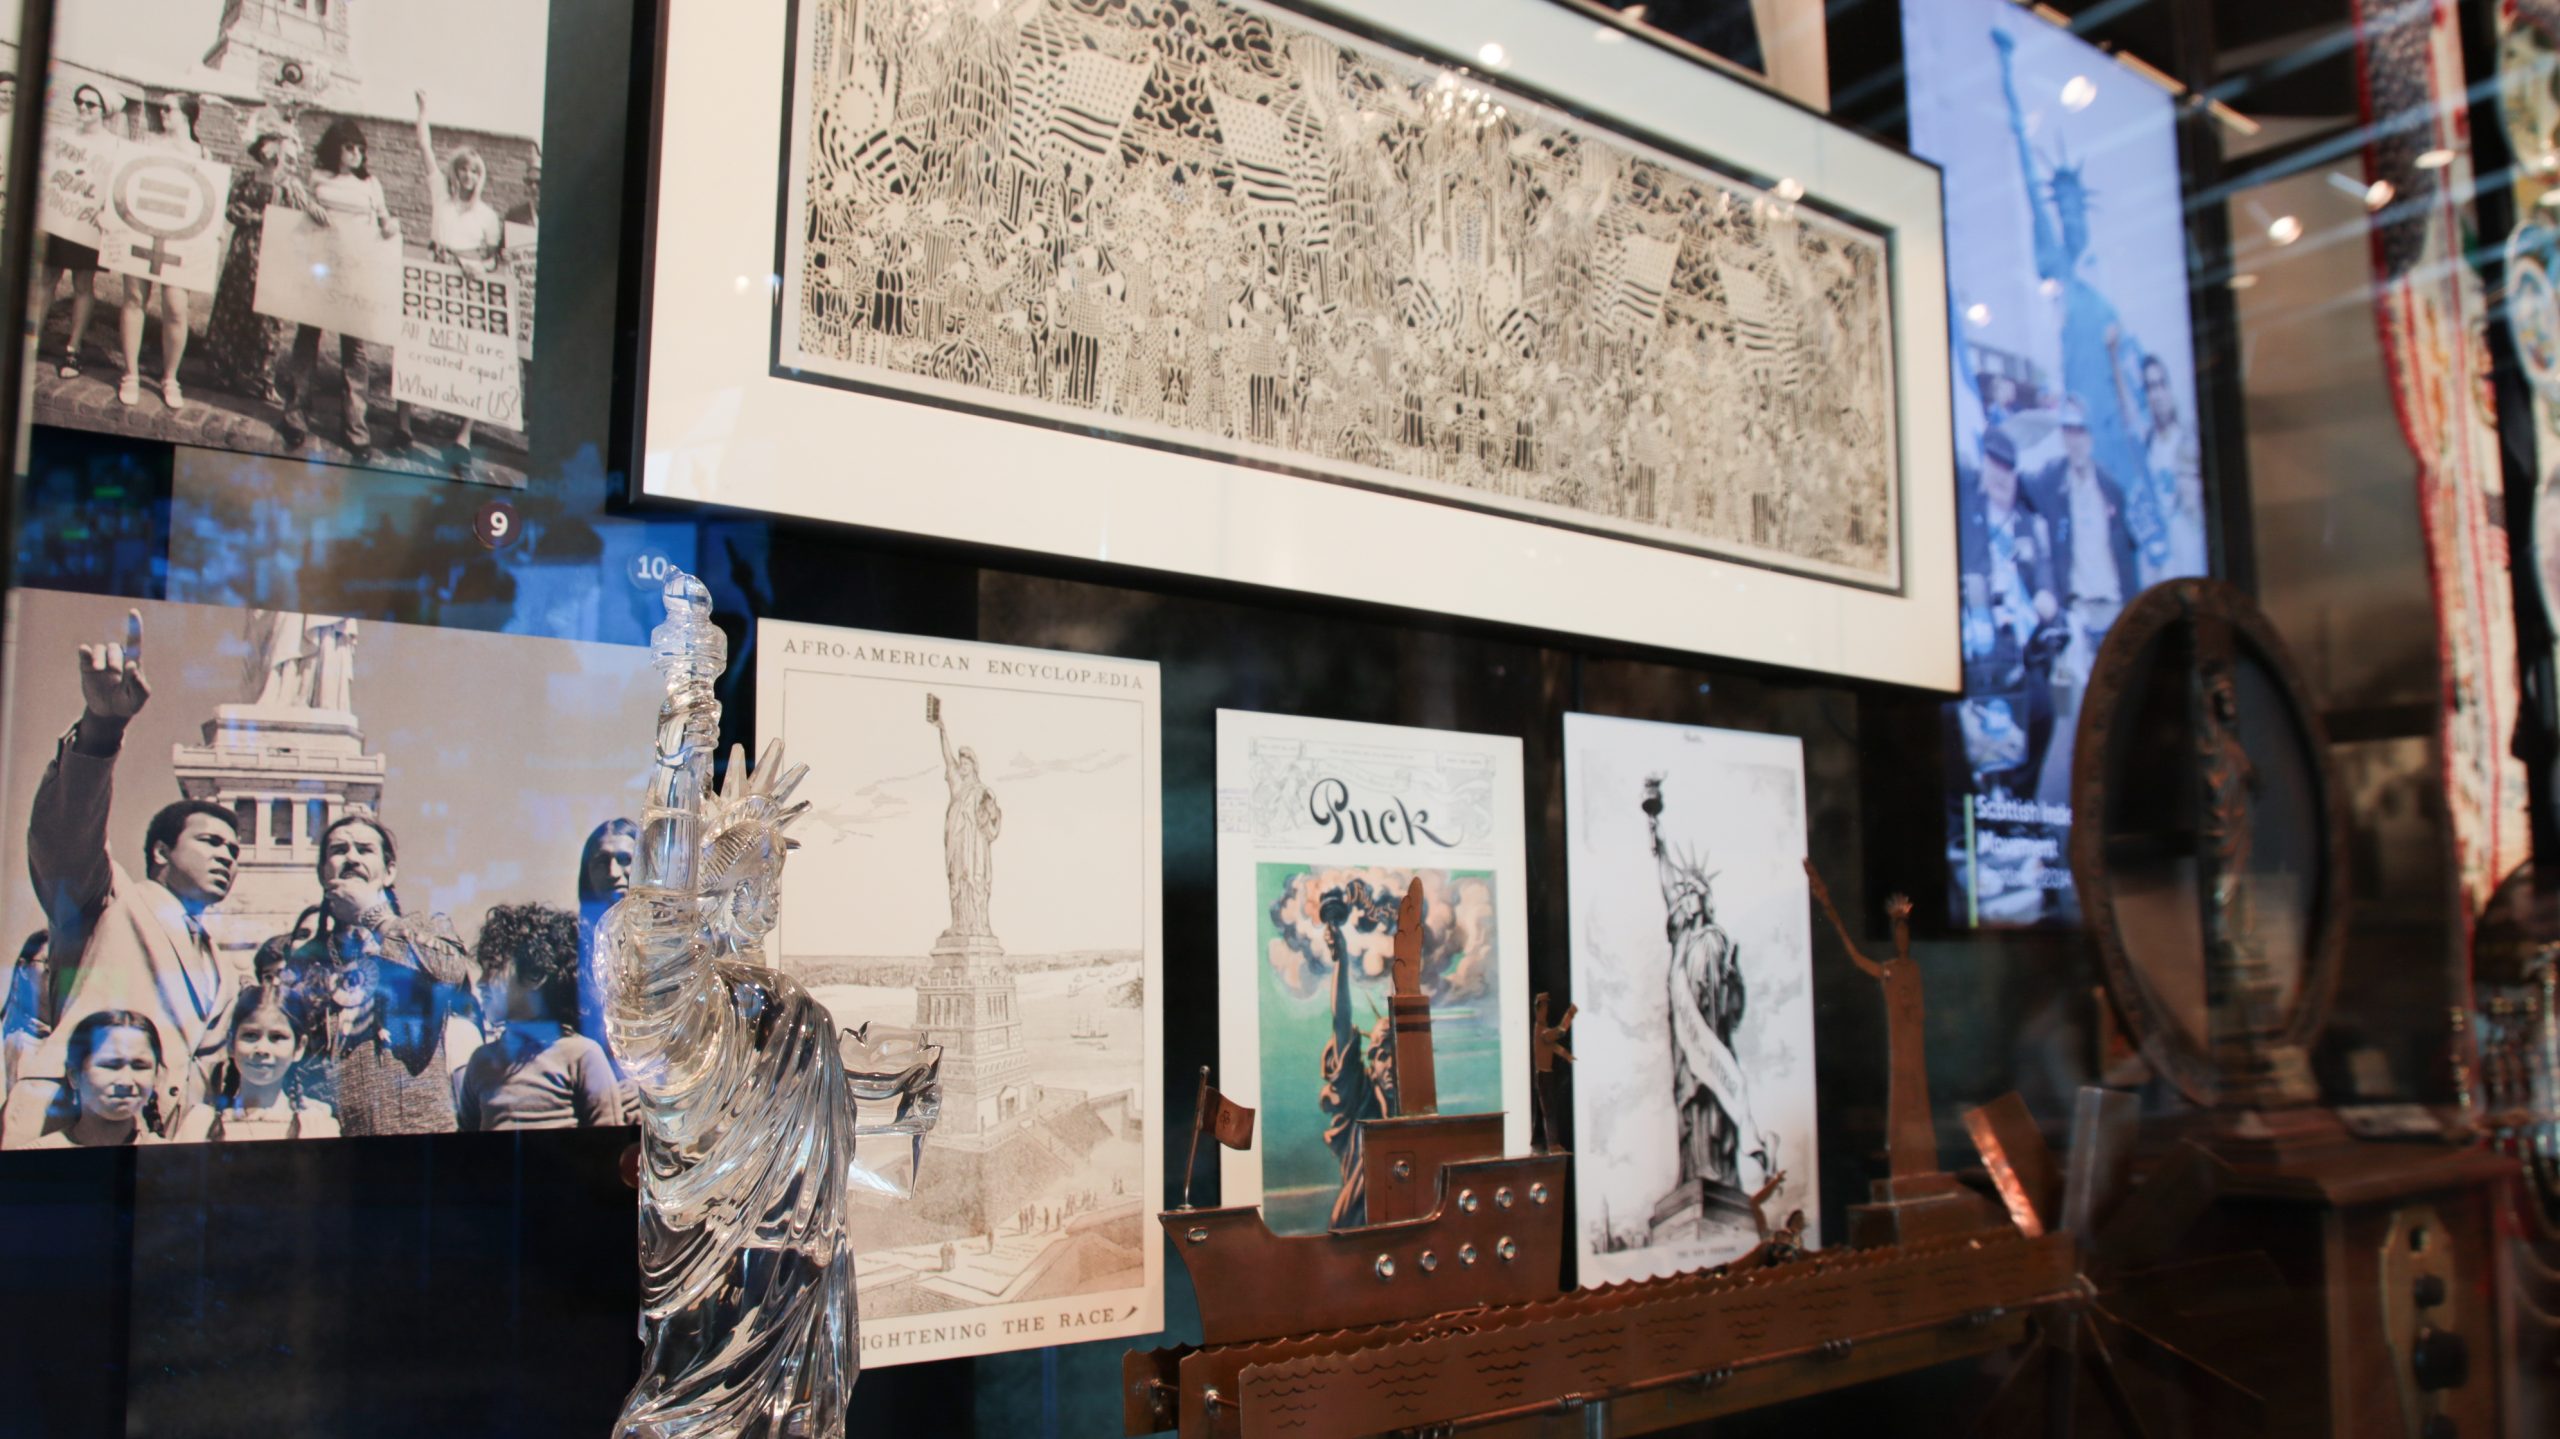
[1,611,244,1146]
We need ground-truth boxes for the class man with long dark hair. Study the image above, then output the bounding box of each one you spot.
[575,817,638,1069]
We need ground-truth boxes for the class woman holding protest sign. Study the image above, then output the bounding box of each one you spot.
[204,127,303,408]
[403,89,508,478]
[39,83,116,383]
[115,92,211,413]
[275,115,401,460]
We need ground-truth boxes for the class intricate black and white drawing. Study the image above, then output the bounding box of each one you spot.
[1564,714,1818,1285]
[782,0,1902,585]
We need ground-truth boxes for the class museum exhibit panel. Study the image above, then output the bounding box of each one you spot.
[3,0,2560,1436]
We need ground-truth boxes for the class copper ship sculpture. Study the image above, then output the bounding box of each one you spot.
[1127,871,2079,1439]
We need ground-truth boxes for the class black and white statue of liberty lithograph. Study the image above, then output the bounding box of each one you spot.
[1562,712,1820,1284]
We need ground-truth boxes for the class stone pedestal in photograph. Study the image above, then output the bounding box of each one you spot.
[171,702,386,965]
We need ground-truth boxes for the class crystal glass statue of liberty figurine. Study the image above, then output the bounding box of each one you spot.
[596,572,941,1438]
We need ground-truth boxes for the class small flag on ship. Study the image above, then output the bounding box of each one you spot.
[1198,1083,1256,1149]
[1179,1065,1256,1209]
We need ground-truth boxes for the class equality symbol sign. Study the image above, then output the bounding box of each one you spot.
[95,152,229,292]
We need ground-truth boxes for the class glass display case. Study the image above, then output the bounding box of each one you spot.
[0,1,2548,1436]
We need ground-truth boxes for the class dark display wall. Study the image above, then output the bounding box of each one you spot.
[0,0,2476,1436]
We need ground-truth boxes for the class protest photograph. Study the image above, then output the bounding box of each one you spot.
[30,0,546,488]
[0,590,657,1148]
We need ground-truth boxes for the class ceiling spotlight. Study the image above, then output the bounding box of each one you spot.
[2060,75,2096,112]
[2267,215,2302,245]
[1965,302,1991,328]
[1774,177,1804,203]
[2414,147,2455,170]
[1478,41,1507,69]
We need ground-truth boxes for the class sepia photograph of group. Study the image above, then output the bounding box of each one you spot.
[0,590,661,1149]
[30,0,543,486]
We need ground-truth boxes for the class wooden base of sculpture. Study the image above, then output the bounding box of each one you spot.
[2190,1140,2513,1439]
[1127,1230,2077,1439]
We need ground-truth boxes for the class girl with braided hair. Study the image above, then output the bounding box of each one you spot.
[174,985,336,1142]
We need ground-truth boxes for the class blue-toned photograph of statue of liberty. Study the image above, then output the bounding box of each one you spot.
[1903,0,2207,925]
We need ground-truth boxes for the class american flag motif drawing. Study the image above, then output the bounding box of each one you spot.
[786,0,1902,585]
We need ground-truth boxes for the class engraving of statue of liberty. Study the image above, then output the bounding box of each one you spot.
[929,694,1001,946]
[1645,775,1771,1239]
[597,573,940,1438]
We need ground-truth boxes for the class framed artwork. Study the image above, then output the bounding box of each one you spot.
[0,590,661,1149]
[1211,709,1531,1235]
[754,619,1164,1366]
[30,0,546,487]
[1561,713,1819,1284]
[635,0,1956,687]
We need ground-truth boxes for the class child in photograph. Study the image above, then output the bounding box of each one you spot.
[456,902,624,1131]
[251,934,296,991]
[173,985,338,1142]
[22,1009,165,1147]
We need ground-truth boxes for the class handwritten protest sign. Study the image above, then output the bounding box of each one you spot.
[39,129,114,247]
[505,221,535,362]
[252,204,401,344]
[94,150,232,292]
[394,258,522,426]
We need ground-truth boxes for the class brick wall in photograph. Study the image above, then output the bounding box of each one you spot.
[50,63,538,233]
